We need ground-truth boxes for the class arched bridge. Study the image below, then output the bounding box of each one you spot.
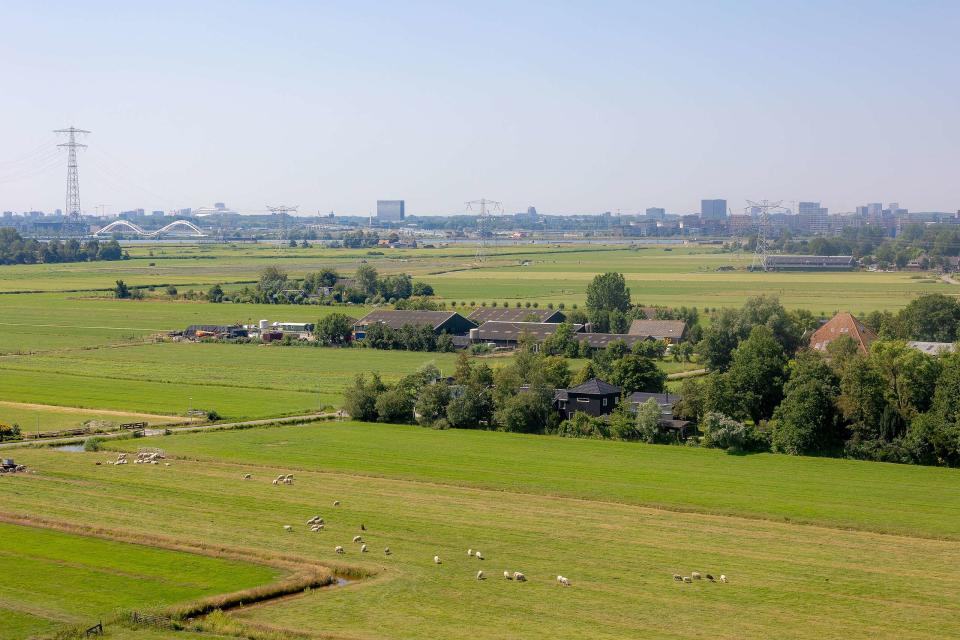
[94,219,206,238]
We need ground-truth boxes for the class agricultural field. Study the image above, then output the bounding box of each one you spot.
[2,421,959,639]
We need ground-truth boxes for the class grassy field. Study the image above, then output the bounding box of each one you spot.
[0,522,280,638]
[2,421,958,639]
[0,401,183,432]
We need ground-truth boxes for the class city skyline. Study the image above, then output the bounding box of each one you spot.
[1,1,958,215]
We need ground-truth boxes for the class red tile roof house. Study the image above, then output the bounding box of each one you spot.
[809,312,877,355]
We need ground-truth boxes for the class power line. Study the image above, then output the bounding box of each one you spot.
[466,198,502,262]
[54,126,90,220]
[267,204,298,242]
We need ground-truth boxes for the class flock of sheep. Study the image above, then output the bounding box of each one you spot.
[103,451,170,466]
[262,471,574,589]
[673,571,728,584]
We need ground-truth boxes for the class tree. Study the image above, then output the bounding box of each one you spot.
[585,272,631,314]
[257,265,289,302]
[609,354,666,394]
[415,383,451,426]
[538,355,571,389]
[315,313,354,345]
[342,373,385,421]
[495,385,554,433]
[165,285,178,297]
[0,422,22,442]
[899,293,960,342]
[837,355,886,441]
[771,354,840,455]
[446,387,492,429]
[412,281,434,296]
[673,377,705,422]
[726,325,787,423]
[870,341,939,421]
[556,412,609,439]
[700,413,768,453]
[356,263,379,296]
[542,322,580,357]
[207,283,224,303]
[571,361,599,386]
[634,397,663,443]
[376,388,414,423]
[114,280,131,299]
[697,308,741,371]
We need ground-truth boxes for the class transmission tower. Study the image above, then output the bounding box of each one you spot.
[466,198,502,262]
[745,199,788,271]
[54,127,90,221]
[267,204,298,242]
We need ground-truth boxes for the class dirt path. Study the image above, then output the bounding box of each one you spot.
[941,274,960,285]
[0,400,188,422]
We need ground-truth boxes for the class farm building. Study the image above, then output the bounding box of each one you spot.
[554,378,622,419]
[627,319,687,343]
[809,312,877,355]
[353,310,476,339]
[907,341,957,355]
[574,333,654,350]
[467,307,566,324]
[762,255,855,271]
[184,324,248,339]
[471,321,584,348]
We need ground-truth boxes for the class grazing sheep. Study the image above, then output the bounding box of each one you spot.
[691,571,701,580]
[384,547,391,556]
[283,525,293,532]
[719,575,728,584]
[361,544,368,553]
[503,571,513,580]
[467,548,473,557]
[335,545,345,554]
[682,576,692,584]
[352,535,363,543]
[333,500,340,506]
[434,556,442,564]
[673,574,682,582]
[514,572,527,582]
[475,551,484,560]
[477,570,485,581]
[243,473,252,479]
[706,574,715,582]
[556,575,570,586]
[272,478,279,486]
[310,524,324,532]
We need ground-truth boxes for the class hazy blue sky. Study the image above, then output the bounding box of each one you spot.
[1,1,958,216]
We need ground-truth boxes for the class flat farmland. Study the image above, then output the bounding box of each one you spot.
[2,422,958,639]
[0,401,184,431]
[0,521,280,639]
[0,343,465,419]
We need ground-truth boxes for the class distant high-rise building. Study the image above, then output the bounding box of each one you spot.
[645,207,665,219]
[527,206,538,216]
[376,200,405,222]
[798,201,829,235]
[700,199,727,220]
[866,203,883,218]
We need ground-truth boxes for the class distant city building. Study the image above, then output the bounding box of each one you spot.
[376,200,405,222]
[645,207,665,219]
[798,201,829,235]
[866,202,883,218]
[527,206,538,216]
[700,199,727,220]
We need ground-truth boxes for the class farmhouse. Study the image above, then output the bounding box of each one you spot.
[627,319,687,343]
[467,307,566,324]
[762,255,855,271]
[809,312,877,355]
[574,332,654,350]
[470,321,584,348]
[907,341,957,355]
[554,378,622,419]
[353,310,476,339]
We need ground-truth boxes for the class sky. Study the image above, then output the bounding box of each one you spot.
[0,0,958,217]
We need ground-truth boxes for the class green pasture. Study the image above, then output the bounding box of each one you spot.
[0,402,181,432]
[1,423,957,639]
[0,522,279,639]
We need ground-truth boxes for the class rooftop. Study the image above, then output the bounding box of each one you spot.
[567,378,622,395]
[627,319,687,339]
[467,307,564,323]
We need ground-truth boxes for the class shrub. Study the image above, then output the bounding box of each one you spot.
[555,412,609,439]
[83,436,105,451]
[206,410,222,421]
[375,388,414,423]
[700,412,769,453]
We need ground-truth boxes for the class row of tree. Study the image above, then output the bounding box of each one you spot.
[0,228,125,265]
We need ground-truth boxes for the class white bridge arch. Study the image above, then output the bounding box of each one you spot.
[94,219,206,238]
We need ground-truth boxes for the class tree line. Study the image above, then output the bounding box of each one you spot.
[0,228,125,265]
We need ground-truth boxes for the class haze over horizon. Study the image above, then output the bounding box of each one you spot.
[1,1,958,217]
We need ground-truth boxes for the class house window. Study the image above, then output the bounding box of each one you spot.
[576,397,590,403]
[602,398,608,407]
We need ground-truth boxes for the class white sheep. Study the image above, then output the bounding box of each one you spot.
[477,570,485,580]
[475,551,484,560]
[691,571,701,580]
[682,576,692,584]
[556,575,570,586]
[333,500,341,506]
[719,574,728,584]
[434,555,442,564]
[384,547,391,555]
[283,525,293,532]
[335,545,345,554]
[353,535,363,543]
[514,572,527,582]
[361,544,368,553]
[503,571,513,580]
[673,574,682,582]
[467,548,473,557]
[243,473,252,479]
[272,478,279,486]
